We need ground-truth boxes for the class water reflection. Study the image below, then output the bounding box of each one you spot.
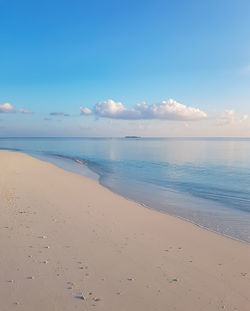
[1,137,250,242]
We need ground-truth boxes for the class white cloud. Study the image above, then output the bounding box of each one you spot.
[18,108,33,114]
[216,110,248,126]
[0,103,15,113]
[241,114,248,121]
[80,99,207,121]
[80,106,92,115]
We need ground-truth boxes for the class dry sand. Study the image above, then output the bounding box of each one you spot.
[0,150,250,311]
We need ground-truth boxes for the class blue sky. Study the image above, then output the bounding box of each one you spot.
[0,0,250,136]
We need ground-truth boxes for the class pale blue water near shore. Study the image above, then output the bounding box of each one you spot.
[1,137,250,243]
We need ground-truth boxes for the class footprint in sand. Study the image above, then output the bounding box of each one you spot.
[75,294,85,301]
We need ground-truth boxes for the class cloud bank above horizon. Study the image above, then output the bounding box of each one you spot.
[0,103,33,114]
[0,103,15,113]
[18,108,33,114]
[0,100,248,137]
[80,99,208,121]
[216,109,248,126]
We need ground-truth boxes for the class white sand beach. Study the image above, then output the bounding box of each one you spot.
[0,150,250,311]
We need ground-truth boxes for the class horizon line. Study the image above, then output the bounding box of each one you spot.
[0,136,250,140]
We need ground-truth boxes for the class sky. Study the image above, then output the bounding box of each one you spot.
[0,0,250,137]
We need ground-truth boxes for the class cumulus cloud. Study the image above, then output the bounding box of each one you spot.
[216,110,248,126]
[80,107,92,115]
[18,108,33,114]
[80,99,207,121]
[0,103,15,113]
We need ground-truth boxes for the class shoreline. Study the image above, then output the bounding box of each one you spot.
[21,150,250,246]
[1,150,250,310]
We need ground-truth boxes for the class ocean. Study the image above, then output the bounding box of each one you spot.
[1,137,250,243]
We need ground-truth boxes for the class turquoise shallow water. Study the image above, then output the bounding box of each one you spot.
[1,137,250,243]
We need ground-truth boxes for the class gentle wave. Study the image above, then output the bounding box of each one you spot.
[1,138,250,243]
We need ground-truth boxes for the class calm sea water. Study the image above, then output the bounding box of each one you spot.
[1,137,250,243]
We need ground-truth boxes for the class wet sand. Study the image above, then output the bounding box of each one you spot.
[0,150,250,311]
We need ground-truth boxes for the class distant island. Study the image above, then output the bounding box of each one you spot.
[124,136,141,138]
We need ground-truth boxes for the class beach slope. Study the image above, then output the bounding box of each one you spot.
[0,151,249,311]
